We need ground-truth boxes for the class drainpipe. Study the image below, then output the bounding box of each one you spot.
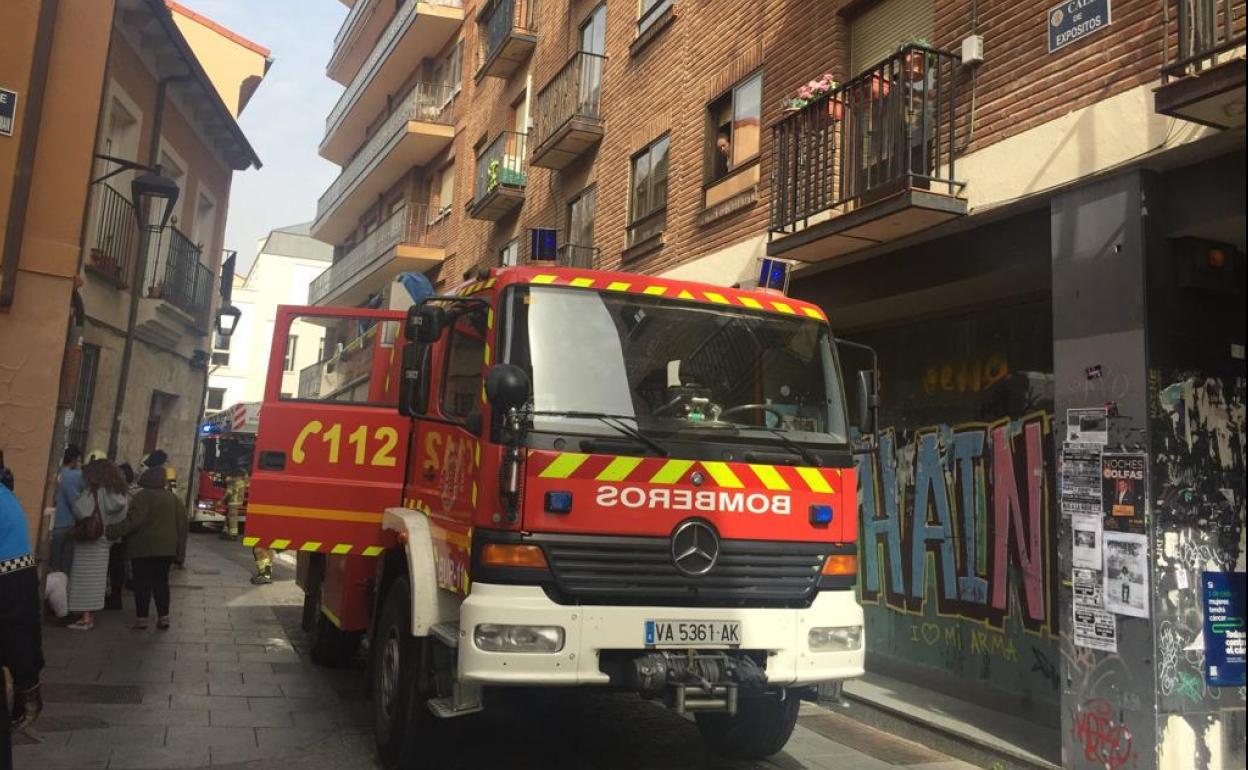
[0,0,59,308]
[105,73,190,462]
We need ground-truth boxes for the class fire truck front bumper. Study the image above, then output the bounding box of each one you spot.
[458,583,863,688]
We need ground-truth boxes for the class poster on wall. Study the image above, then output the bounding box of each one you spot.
[1061,442,1103,515]
[1074,607,1118,652]
[1103,532,1149,618]
[1066,407,1108,444]
[1203,571,1246,687]
[1101,452,1147,533]
[1071,513,1104,569]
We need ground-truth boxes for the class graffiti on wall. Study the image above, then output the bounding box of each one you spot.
[857,412,1056,633]
[1073,699,1137,770]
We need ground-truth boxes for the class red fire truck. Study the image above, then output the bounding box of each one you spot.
[193,402,259,530]
[246,267,875,768]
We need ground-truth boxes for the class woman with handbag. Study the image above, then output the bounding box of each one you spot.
[105,465,188,631]
[65,459,130,631]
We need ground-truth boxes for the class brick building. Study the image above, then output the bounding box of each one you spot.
[310,0,1244,766]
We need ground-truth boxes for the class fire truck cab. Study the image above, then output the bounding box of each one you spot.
[193,402,259,529]
[247,267,875,769]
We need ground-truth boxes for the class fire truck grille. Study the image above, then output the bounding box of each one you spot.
[532,534,831,608]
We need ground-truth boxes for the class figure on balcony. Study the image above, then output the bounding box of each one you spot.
[714,128,732,180]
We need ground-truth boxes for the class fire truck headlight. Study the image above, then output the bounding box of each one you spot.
[808,625,862,652]
[474,623,565,653]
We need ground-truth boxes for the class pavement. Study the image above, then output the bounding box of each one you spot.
[15,532,982,770]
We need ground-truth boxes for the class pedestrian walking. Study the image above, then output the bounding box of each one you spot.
[49,445,84,575]
[1,458,46,770]
[105,465,188,631]
[65,459,130,631]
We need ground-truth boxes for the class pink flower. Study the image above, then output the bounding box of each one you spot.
[797,85,813,100]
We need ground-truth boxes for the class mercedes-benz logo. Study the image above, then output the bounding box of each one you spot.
[671,519,719,577]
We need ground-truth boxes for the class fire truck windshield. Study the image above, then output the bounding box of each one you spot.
[502,285,849,446]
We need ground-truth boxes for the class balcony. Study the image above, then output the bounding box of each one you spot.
[530,51,606,170]
[475,0,536,81]
[768,46,967,263]
[468,131,528,221]
[1155,0,1246,128]
[84,184,139,288]
[313,83,457,244]
[136,226,212,343]
[321,0,464,165]
[328,0,387,85]
[309,202,447,307]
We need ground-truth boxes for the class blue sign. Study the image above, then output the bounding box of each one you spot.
[0,87,17,137]
[1202,571,1246,687]
[1047,0,1112,53]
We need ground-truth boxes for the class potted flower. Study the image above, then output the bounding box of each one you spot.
[898,36,933,81]
[783,71,841,120]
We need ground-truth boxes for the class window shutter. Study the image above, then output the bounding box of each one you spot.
[849,0,934,75]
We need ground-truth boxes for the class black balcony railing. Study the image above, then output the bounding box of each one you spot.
[480,0,534,71]
[771,46,962,235]
[1163,0,1246,80]
[556,244,599,268]
[86,184,139,287]
[473,131,528,204]
[532,51,606,152]
[148,226,212,322]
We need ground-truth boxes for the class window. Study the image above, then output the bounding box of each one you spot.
[68,344,101,452]
[849,0,933,74]
[212,332,231,366]
[438,163,455,217]
[628,135,669,247]
[283,317,401,405]
[441,311,488,419]
[568,186,596,248]
[708,71,762,182]
[207,387,226,411]
[500,238,519,266]
[637,0,672,34]
[284,335,299,372]
[445,40,463,100]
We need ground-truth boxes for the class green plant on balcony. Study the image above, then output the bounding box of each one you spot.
[487,159,501,193]
[782,71,841,121]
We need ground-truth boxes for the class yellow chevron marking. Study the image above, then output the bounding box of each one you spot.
[772,301,796,314]
[532,274,558,284]
[704,292,730,304]
[301,541,322,552]
[643,286,667,296]
[320,603,342,628]
[487,309,495,329]
[471,483,478,506]
[484,277,496,288]
[474,442,481,466]
[539,452,590,478]
[607,281,632,291]
[597,456,644,482]
[570,277,596,288]
[483,342,492,364]
[677,289,695,300]
[701,461,744,488]
[802,307,824,319]
[362,546,384,557]
[242,536,260,547]
[750,464,791,491]
[796,467,833,494]
[331,543,352,555]
[270,539,291,550]
[650,459,695,485]
[738,297,764,309]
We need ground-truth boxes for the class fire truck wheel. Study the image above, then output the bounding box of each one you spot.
[694,689,801,760]
[371,577,455,770]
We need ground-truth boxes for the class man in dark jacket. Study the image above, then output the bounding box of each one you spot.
[1,462,45,767]
[105,467,189,630]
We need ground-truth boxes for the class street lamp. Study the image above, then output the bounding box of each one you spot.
[215,304,241,338]
[130,165,180,230]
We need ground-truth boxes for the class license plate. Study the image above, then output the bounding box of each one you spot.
[645,620,741,647]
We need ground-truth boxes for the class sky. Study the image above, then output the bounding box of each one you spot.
[180,0,348,270]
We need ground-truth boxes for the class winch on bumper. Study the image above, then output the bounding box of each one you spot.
[457,583,865,708]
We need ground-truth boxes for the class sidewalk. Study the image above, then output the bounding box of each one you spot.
[15,537,376,770]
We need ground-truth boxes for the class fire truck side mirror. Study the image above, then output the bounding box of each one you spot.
[485,363,530,411]
[855,369,878,436]
[408,304,446,344]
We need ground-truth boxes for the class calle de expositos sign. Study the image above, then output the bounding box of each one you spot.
[1048,0,1112,53]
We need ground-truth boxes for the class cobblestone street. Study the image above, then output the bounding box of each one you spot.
[16,533,976,770]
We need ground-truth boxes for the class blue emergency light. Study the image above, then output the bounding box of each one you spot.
[809,504,834,527]
[530,228,558,261]
[544,491,573,514]
[758,258,789,291]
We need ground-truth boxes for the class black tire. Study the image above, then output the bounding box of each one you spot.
[695,689,802,760]
[370,577,459,770]
[304,557,361,668]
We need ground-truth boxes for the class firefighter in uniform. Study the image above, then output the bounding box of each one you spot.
[221,463,246,542]
[250,544,274,585]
